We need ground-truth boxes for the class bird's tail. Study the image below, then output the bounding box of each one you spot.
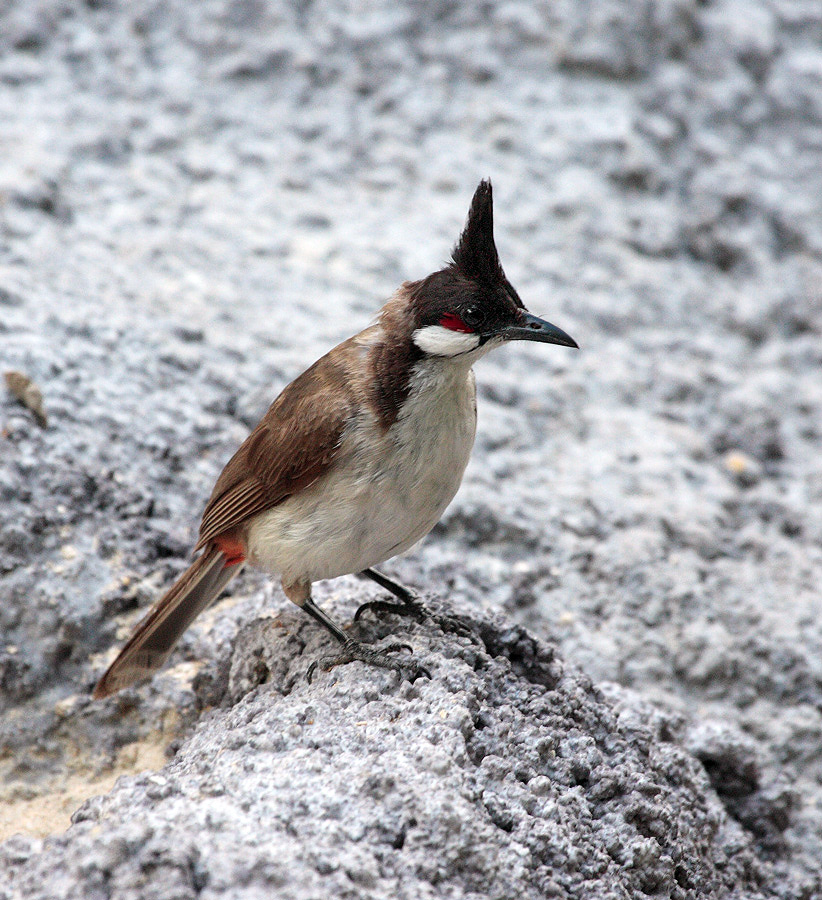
[92,544,242,699]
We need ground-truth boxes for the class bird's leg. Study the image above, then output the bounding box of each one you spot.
[357,567,415,605]
[293,589,430,683]
[354,568,476,640]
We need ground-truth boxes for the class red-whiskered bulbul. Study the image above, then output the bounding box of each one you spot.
[93,179,578,698]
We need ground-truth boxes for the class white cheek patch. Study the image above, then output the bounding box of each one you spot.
[412,325,481,357]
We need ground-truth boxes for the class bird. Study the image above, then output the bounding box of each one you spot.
[92,179,578,699]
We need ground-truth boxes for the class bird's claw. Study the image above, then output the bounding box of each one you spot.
[355,596,478,642]
[306,638,430,684]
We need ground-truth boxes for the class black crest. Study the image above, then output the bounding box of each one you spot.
[451,179,505,283]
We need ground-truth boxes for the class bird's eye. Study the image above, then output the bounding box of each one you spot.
[462,305,484,327]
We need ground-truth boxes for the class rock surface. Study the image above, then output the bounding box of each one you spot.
[1,0,821,897]
[0,598,789,899]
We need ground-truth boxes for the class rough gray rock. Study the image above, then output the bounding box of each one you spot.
[2,0,822,895]
[0,600,792,899]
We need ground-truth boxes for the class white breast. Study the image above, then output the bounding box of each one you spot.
[246,361,477,586]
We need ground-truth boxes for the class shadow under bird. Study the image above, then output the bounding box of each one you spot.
[93,179,578,699]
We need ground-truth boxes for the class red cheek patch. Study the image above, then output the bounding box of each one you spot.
[439,313,474,333]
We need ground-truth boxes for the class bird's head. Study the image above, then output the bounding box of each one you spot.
[404,179,578,359]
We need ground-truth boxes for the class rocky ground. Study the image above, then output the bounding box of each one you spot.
[1,0,821,897]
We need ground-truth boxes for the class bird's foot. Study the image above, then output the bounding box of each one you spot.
[306,637,431,684]
[354,594,476,641]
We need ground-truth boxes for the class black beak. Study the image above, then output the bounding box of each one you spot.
[501,312,579,348]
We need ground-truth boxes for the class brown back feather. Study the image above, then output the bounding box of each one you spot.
[195,339,360,551]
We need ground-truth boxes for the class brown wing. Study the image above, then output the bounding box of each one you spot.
[195,346,359,551]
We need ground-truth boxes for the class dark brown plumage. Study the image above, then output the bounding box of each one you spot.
[196,350,358,551]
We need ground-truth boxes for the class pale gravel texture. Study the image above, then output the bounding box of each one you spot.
[1,0,821,897]
[0,596,793,899]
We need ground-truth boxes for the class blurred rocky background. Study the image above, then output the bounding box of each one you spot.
[1,1,821,897]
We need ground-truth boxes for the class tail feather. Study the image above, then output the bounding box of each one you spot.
[93,545,241,699]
